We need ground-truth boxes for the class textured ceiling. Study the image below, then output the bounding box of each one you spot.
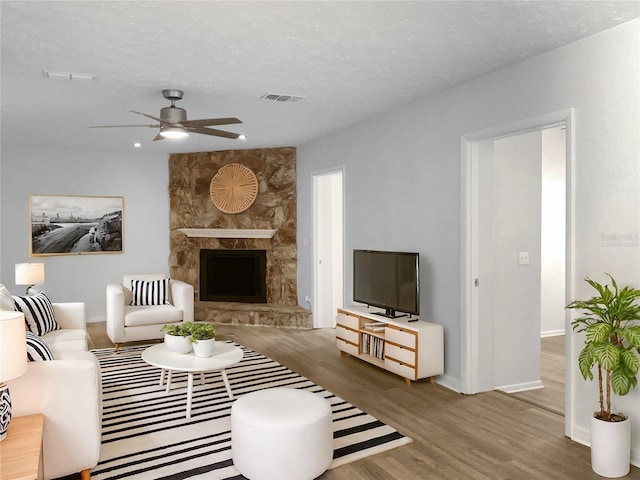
[1,1,638,155]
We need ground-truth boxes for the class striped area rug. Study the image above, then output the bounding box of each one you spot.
[91,343,411,479]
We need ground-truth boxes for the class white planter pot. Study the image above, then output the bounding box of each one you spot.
[164,333,192,354]
[192,338,215,358]
[590,414,631,478]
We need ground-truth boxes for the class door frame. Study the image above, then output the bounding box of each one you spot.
[460,109,576,437]
[311,166,345,328]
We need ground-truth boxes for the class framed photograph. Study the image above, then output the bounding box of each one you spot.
[30,194,123,256]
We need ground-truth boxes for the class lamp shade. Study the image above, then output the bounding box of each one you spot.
[0,311,27,382]
[15,263,45,286]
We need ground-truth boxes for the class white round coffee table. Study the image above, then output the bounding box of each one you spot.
[142,342,243,418]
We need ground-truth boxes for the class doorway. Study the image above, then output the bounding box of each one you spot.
[312,168,344,328]
[460,109,575,436]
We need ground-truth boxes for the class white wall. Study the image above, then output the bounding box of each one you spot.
[0,146,170,322]
[297,19,639,460]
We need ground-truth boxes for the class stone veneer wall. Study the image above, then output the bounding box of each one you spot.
[168,147,311,328]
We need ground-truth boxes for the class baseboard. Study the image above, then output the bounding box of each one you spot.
[496,379,543,394]
[541,329,565,337]
[434,374,461,393]
[572,425,590,447]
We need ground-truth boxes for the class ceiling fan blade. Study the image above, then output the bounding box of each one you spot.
[130,110,171,125]
[152,133,165,141]
[90,124,158,128]
[189,125,240,139]
[186,117,242,127]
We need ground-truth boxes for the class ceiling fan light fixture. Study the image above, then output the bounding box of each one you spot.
[159,126,189,139]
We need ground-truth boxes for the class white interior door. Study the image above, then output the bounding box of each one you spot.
[490,131,543,392]
[313,169,344,328]
[461,109,574,436]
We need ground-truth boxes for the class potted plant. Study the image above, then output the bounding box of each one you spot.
[566,273,640,478]
[161,323,192,354]
[188,322,217,358]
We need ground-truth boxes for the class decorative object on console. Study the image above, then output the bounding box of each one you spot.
[0,311,28,442]
[13,291,60,336]
[14,262,45,294]
[566,273,640,478]
[210,163,259,214]
[30,194,123,256]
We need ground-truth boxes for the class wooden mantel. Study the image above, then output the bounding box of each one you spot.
[178,228,277,239]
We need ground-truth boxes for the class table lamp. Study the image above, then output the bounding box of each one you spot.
[15,262,45,294]
[0,311,28,441]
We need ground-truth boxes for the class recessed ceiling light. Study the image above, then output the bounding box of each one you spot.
[239,134,247,140]
[133,143,142,148]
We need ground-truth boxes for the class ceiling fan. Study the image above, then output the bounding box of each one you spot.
[90,89,242,141]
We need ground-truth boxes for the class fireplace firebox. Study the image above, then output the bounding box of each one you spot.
[199,249,267,303]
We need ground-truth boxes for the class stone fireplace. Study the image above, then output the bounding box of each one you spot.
[168,147,312,328]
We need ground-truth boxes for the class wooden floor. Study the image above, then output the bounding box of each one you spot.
[84,323,640,480]
[509,335,565,415]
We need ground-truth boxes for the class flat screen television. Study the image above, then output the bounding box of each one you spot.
[353,249,420,318]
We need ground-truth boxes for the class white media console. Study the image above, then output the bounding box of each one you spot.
[335,306,444,385]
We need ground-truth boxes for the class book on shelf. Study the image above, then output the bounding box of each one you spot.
[360,332,385,360]
[363,322,386,332]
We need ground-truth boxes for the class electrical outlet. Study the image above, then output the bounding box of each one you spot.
[305,295,311,302]
[519,251,530,265]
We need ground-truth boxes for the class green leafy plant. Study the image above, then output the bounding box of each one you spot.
[566,273,640,421]
[160,323,190,336]
[188,322,216,343]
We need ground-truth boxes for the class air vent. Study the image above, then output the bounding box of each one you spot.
[43,70,96,81]
[260,93,305,102]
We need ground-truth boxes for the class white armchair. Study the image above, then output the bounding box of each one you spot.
[106,273,194,350]
[8,349,102,480]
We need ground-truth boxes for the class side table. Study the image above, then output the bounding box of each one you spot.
[0,413,44,480]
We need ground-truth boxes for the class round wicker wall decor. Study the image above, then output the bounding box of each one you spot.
[210,163,259,214]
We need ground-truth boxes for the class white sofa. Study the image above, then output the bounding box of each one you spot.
[5,301,101,480]
[43,301,88,352]
[8,350,102,480]
[106,273,194,350]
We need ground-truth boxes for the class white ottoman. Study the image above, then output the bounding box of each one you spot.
[231,387,333,480]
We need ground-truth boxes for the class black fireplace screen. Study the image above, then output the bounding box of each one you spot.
[199,249,267,303]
